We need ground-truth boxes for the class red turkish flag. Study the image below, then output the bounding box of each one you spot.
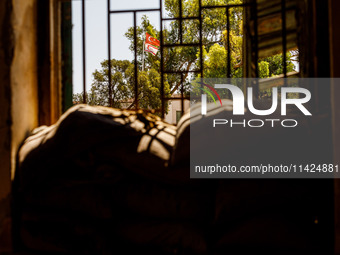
[145,32,160,47]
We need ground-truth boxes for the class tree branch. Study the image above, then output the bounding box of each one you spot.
[126,91,145,110]
[170,61,193,95]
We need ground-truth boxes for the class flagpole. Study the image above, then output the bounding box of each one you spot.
[142,34,145,72]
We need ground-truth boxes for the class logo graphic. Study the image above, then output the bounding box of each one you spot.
[198,82,223,115]
[198,82,222,106]
[200,84,312,119]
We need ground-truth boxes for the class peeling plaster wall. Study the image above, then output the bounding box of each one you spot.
[0,0,38,251]
[0,0,13,205]
[0,0,14,251]
[10,0,39,180]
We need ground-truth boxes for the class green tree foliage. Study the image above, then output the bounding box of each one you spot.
[261,52,295,77]
[73,59,171,112]
[258,61,269,78]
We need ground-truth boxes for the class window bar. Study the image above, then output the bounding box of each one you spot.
[163,43,200,47]
[199,0,203,79]
[243,5,249,94]
[163,16,200,21]
[82,0,87,103]
[163,70,201,74]
[133,11,138,109]
[226,6,231,78]
[281,0,287,82]
[61,1,73,112]
[179,0,183,43]
[160,0,165,118]
[110,8,160,13]
[163,96,191,100]
[253,0,259,98]
[107,0,112,107]
[203,3,251,9]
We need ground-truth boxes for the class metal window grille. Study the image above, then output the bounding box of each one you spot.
[79,0,298,119]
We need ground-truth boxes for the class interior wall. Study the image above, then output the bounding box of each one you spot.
[0,0,14,251]
[10,0,39,180]
[0,0,38,252]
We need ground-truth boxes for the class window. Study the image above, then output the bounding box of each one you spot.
[73,0,302,121]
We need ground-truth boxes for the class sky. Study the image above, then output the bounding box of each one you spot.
[72,0,161,94]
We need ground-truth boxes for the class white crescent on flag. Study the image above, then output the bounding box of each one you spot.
[145,43,159,56]
[145,32,160,47]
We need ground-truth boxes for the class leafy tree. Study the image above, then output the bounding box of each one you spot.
[91,59,133,107]
[258,61,269,78]
[73,59,171,112]
[261,52,296,77]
